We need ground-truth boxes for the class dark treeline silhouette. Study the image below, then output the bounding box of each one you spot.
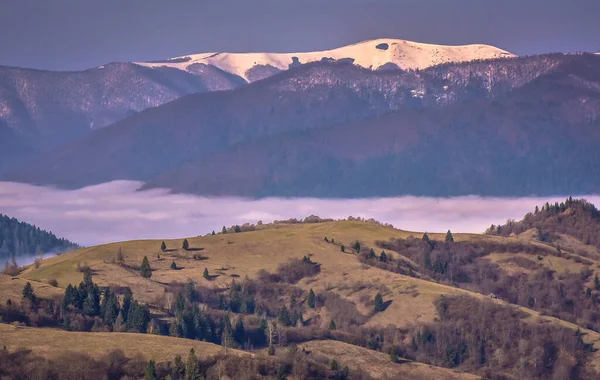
[0,213,78,259]
[1,268,151,334]
[487,198,600,253]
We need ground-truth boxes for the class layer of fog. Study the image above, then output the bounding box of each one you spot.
[0,181,599,247]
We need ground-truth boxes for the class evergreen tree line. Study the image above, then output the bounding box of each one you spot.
[0,213,78,258]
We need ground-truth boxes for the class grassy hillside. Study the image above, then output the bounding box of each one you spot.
[5,216,600,379]
[0,323,245,363]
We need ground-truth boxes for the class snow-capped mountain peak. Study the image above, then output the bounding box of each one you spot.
[134,38,516,82]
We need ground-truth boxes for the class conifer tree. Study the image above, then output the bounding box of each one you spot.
[211,230,216,235]
[445,230,454,243]
[368,248,376,259]
[145,360,157,380]
[380,251,388,263]
[374,292,384,312]
[140,256,152,278]
[329,319,337,330]
[595,275,600,291]
[203,267,210,280]
[340,244,345,253]
[307,289,316,308]
[113,310,125,332]
[353,241,361,253]
[22,282,36,303]
[278,306,292,326]
[160,241,166,252]
[170,261,177,270]
[122,288,133,320]
[83,284,101,316]
[233,318,245,346]
[222,226,227,234]
[422,232,432,245]
[185,348,201,380]
[182,239,189,251]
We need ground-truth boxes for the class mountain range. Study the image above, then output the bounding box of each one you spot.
[2,39,600,197]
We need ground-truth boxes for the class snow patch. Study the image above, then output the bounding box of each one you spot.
[134,38,517,82]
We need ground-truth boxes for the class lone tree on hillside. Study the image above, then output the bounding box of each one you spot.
[182,239,189,251]
[353,241,361,253]
[445,230,454,243]
[369,248,376,259]
[22,282,36,303]
[203,267,210,280]
[307,288,316,308]
[160,241,166,252]
[222,226,227,234]
[170,261,177,270]
[140,256,152,278]
[374,292,384,312]
[340,244,345,253]
[380,251,388,263]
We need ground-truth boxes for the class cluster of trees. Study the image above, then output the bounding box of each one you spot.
[0,345,363,380]
[488,198,600,251]
[62,270,151,333]
[0,213,77,258]
[2,269,151,334]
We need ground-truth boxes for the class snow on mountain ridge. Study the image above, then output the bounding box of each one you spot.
[134,38,516,82]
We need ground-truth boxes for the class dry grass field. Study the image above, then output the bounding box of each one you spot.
[0,323,247,363]
[299,340,480,379]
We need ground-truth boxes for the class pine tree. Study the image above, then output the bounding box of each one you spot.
[380,251,388,263]
[324,237,329,242]
[422,233,432,245]
[160,241,167,252]
[222,226,227,234]
[374,293,384,312]
[113,310,125,332]
[211,230,216,235]
[445,230,454,243]
[233,318,245,346]
[83,284,101,316]
[353,241,361,253]
[140,256,152,278]
[182,239,189,251]
[22,282,36,303]
[174,355,185,379]
[185,348,201,380]
[170,261,177,270]
[328,319,337,330]
[203,267,210,280]
[368,248,376,259]
[330,359,339,371]
[307,289,316,308]
[340,244,345,253]
[122,288,133,321]
[595,275,600,291]
[278,306,292,326]
[145,360,157,380]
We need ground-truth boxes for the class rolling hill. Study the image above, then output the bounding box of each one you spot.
[4,201,600,378]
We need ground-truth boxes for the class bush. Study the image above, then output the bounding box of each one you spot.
[276,259,321,284]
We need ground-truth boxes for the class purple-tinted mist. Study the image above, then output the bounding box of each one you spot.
[0,181,598,247]
[1,0,599,71]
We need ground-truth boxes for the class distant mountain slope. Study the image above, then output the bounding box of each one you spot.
[143,63,600,197]
[0,63,245,174]
[135,38,516,81]
[6,53,599,198]
[0,213,78,260]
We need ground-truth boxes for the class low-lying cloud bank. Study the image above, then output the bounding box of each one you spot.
[0,181,598,247]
